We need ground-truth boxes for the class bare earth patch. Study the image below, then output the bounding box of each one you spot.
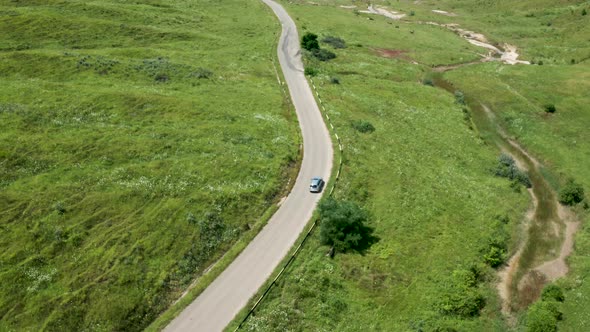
[424,22,530,65]
[360,5,406,20]
[432,9,457,17]
[534,206,580,281]
[374,48,418,64]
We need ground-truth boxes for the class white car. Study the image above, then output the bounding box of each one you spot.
[309,177,325,193]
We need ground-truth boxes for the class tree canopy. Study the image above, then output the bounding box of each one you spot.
[318,198,377,253]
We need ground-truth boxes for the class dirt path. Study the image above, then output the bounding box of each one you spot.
[480,104,579,316]
[534,206,580,281]
[359,4,406,20]
[424,22,530,65]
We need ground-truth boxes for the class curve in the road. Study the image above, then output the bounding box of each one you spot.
[164,0,333,331]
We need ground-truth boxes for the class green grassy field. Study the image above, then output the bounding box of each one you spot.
[0,0,299,330]
[235,1,543,331]
[232,0,590,331]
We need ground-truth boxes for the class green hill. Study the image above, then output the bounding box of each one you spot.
[0,0,298,330]
[237,1,590,331]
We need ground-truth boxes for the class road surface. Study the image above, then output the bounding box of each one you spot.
[164,0,333,330]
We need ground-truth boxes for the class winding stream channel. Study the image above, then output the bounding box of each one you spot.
[349,3,581,318]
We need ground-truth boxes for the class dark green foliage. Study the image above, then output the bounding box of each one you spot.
[53,202,66,215]
[583,8,587,16]
[494,153,532,188]
[304,67,318,76]
[192,67,213,79]
[436,269,485,317]
[558,179,584,205]
[422,78,434,86]
[312,48,337,61]
[154,73,169,82]
[322,36,347,49]
[526,300,562,332]
[330,77,340,84]
[318,198,377,253]
[542,284,565,302]
[544,104,556,113]
[482,219,509,267]
[454,90,465,105]
[351,120,375,133]
[301,32,320,51]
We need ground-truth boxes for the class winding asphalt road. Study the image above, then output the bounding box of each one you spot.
[164,0,333,331]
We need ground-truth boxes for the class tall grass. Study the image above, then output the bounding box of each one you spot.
[0,0,298,330]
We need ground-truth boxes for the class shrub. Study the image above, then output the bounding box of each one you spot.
[454,90,465,105]
[318,198,376,253]
[192,68,213,79]
[409,11,415,16]
[482,221,509,267]
[582,8,587,16]
[304,67,318,76]
[542,284,565,302]
[494,154,532,188]
[422,78,434,86]
[436,269,485,317]
[351,120,375,133]
[301,32,319,51]
[526,300,562,332]
[484,246,506,268]
[322,36,347,49]
[558,179,585,206]
[544,104,556,113]
[154,73,169,82]
[312,48,337,61]
[330,77,340,84]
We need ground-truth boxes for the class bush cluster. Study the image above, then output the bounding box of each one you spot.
[482,217,510,268]
[321,36,347,49]
[436,268,485,317]
[351,120,375,133]
[494,153,532,188]
[558,179,585,206]
[301,32,338,62]
[312,48,337,61]
[526,284,565,332]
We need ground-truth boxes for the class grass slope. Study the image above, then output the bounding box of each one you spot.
[238,2,533,330]
[0,0,298,330]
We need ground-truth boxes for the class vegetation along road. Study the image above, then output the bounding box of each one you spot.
[164,0,333,331]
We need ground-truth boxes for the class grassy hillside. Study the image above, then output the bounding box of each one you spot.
[236,1,538,331]
[233,0,589,331]
[0,0,298,330]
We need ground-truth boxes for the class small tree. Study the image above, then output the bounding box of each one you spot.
[318,198,375,253]
[301,32,320,51]
[559,179,585,206]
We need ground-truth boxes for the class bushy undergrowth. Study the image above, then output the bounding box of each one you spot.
[558,179,585,206]
[322,36,347,49]
[351,120,375,133]
[494,153,532,188]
